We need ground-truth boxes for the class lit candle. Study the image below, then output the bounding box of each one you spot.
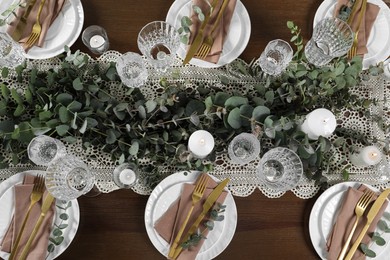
[89,35,106,51]
[301,108,337,140]
[350,146,383,167]
[119,169,137,185]
[188,130,215,158]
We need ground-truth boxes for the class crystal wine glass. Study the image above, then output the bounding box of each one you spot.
[228,133,261,165]
[259,39,293,76]
[27,135,67,166]
[0,32,25,68]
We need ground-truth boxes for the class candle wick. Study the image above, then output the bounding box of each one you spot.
[199,138,205,145]
[322,118,329,124]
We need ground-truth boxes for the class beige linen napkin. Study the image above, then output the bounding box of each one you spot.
[189,0,237,64]
[154,174,228,260]
[334,0,380,55]
[6,0,65,51]
[326,185,388,260]
[0,174,56,260]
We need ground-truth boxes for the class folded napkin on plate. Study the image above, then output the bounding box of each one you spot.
[334,0,380,56]
[326,185,388,260]
[188,0,237,64]
[154,174,228,260]
[6,0,65,51]
[0,174,56,260]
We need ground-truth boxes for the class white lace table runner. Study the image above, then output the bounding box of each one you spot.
[0,51,389,199]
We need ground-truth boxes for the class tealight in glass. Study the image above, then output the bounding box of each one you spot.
[305,17,353,67]
[27,135,67,166]
[228,133,261,165]
[137,21,180,72]
[257,147,303,192]
[112,162,139,189]
[82,25,110,55]
[259,39,293,76]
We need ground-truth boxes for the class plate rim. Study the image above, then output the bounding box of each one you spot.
[0,170,80,260]
[144,171,237,260]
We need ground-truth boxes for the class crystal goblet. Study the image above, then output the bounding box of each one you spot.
[0,32,25,68]
[257,147,303,191]
[45,155,95,201]
[137,21,180,72]
[259,39,293,76]
[228,133,261,165]
[116,52,148,88]
[305,17,353,67]
[27,135,67,166]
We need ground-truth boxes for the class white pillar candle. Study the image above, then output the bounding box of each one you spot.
[89,35,106,50]
[350,146,383,167]
[188,130,215,159]
[119,169,137,185]
[301,108,337,140]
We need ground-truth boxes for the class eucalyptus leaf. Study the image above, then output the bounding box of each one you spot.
[227,107,242,129]
[224,96,248,109]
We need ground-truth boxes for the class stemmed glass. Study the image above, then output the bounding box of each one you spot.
[228,133,261,165]
[116,52,148,88]
[27,135,67,166]
[257,147,303,191]
[137,21,180,72]
[259,39,293,76]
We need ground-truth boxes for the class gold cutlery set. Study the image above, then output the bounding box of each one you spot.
[337,188,390,260]
[9,175,55,260]
[167,174,229,259]
[183,0,230,64]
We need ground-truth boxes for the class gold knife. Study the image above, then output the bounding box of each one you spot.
[346,0,361,25]
[172,178,230,259]
[18,193,55,260]
[183,0,221,64]
[11,0,38,41]
[344,188,390,260]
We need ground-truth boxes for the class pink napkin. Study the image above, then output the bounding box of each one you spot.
[6,0,65,51]
[188,0,237,64]
[334,0,380,55]
[326,185,388,260]
[0,174,56,260]
[154,173,228,260]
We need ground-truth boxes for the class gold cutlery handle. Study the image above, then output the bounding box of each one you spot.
[209,0,230,35]
[344,222,371,260]
[337,216,359,260]
[18,213,45,260]
[8,204,34,260]
[347,0,362,25]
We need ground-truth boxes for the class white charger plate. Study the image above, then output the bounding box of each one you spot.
[314,0,390,69]
[144,171,237,260]
[166,0,251,68]
[0,0,84,59]
[309,182,390,260]
[0,171,80,260]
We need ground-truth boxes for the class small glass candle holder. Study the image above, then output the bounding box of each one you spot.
[82,25,110,55]
[116,52,148,88]
[259,39,293,76]
[228,133,260,165]
[27,135,67,166]
[349,146,383,167]
[113,163,139,189]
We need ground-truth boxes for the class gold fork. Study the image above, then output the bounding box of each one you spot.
[24,0,47,49]
[8,174,45,260]
[347,0,367,59]
[337,188,375,260]
[196,0,230,60]
[167,173,209,258]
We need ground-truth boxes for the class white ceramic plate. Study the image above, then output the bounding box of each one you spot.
[309,182,390,260]
[144,171,237,260]
[166,0,251,68]
[0,0,84,59]
[0,171,80,260]
[314,0,390,69]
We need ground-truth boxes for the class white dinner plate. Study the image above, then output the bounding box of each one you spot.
[0,0,84,59]
[166,0,251,68]
[144,171,237,260]
[0,171,80,260]
[309,182,390,260]
[314,0,390,69]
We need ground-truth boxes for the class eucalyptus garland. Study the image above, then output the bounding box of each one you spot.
[0,22,385,187]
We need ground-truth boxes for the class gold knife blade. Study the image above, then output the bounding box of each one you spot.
[18,193,55,260]
[183,0,220,64]
[172,178,229,259]
[11,0,38,41]
[344,188,390,260]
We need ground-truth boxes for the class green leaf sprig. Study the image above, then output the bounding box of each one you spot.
[47,200,71,256]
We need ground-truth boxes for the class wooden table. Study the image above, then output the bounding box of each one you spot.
[6,0,325,259]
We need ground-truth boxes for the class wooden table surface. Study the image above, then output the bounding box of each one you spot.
[6,0,326,259]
